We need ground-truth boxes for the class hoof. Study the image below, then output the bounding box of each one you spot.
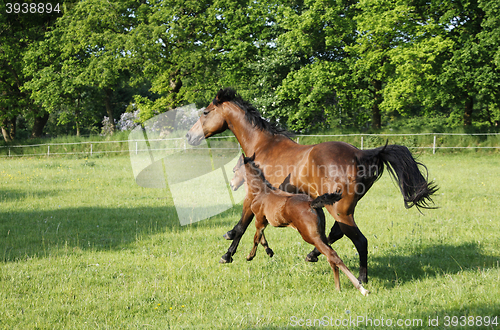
[223,231,234,240]
[246,255,254,261]
[219,254,233,264]
[265,248,274,258]
[359,285,370,296]
[305,253,319,263]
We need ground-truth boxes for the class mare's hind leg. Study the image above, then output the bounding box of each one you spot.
[336,222,368,284]
[220,198,254,263]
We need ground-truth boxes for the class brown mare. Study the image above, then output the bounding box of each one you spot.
[186,88,437,284]
[241,154,369,295]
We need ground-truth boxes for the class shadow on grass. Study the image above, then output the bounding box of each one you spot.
[0,188,65,202]
[0,204,242,262]
[368,242,499,287]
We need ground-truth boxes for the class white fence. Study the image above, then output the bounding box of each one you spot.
[1,133,499,158]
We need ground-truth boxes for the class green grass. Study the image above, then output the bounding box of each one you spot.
[1,152,499,329]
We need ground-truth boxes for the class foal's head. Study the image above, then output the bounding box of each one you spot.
[230,154,245,191]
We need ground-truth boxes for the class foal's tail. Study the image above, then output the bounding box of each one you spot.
[311,192,342,209]
[359,143,438,210]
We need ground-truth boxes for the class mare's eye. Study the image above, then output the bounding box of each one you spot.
[203,110,209,116]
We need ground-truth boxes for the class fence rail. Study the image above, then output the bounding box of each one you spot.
[1,133,499,158]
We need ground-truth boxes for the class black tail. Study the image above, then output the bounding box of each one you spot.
[359,143,438,210]
[311,192,342,209]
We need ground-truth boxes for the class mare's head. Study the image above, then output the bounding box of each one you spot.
[186,87,290,146]
[230,154,245,191]
[185,88,235,146]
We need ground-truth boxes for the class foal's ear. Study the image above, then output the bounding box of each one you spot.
[243,153,256,164]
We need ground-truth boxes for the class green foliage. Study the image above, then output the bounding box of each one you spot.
[0,0,65,139]
[3,0,500,139]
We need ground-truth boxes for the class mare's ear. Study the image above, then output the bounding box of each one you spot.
[213,89,223,106]
[214,88,236,106]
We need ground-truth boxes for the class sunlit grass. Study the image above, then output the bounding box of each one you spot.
[0,153,499,329]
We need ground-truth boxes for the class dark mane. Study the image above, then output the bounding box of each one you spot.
[214,88,292,137]
[243,155,277,191]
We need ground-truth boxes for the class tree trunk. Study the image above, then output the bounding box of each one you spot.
[371,79,382,129]
[1,125,12,142]
[104,88,116,134]
[1,117,15,142]
[9,116,16,140]
[463,97,474,127]
[31,112,50,138]
[75,99,81,137]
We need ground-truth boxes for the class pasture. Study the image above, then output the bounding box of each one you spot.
[0,152,499,329]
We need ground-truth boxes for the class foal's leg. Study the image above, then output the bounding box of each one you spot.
[295,218,369,296]
[259,232,274,258]
[224,210,273,258]
[220,199,254,263]
[310,236,368,296]
[306,204,368,284]
[246,217,268,261]
[306,221,344,262]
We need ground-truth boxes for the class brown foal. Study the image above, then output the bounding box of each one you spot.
[242,154,369,296]
[230,154,275,258]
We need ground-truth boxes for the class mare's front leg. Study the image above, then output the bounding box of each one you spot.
[220,198,254,263]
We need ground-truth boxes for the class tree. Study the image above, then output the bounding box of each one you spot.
[129,0,219,122]
[346,0,426,129]
[270,0,362,131]
[130,0,293,122]
[24,0,140,135]
[381,0,500,128]
[0,0,63,140]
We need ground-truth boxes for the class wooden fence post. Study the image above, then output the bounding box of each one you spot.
[433,136,436,154]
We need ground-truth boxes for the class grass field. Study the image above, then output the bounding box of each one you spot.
[0,151,499,329]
